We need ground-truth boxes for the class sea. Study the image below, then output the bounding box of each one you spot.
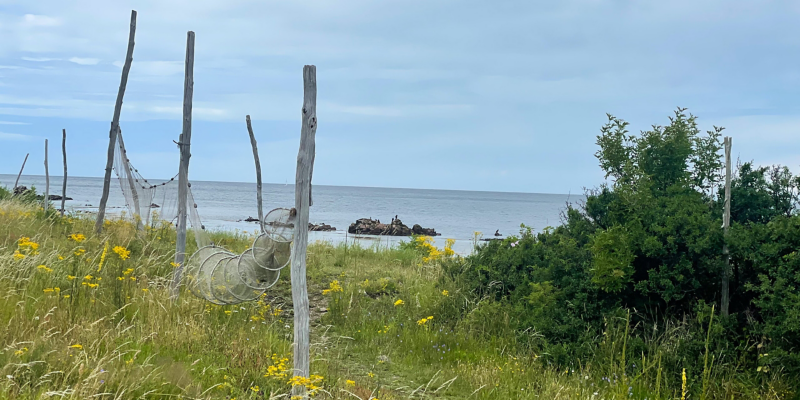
[1,174,581,255]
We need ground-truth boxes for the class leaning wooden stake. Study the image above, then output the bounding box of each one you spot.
[96,9,137,233]
[721,136,732,316]
[290,65,317,398]
[246,115,265,232]
[61,129,67,216]
[171,31,196,300]
[43,139,49,213]
[14,153,29,189]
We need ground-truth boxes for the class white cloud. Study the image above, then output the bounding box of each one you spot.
[21,14,61,27]
[0,121,30,125]
[0,132,33,140]
[68,57,99,65]
[22,56,60,62]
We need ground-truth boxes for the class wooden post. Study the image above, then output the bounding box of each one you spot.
[721,136,732,316]
[290,65,317,398]
[117,130,143,230]
[61,129,67,216]
[246,115,265,233]
[14,153,29,189]
[96,9,137,233]
[43,139,49,213]
[170,31,195,300]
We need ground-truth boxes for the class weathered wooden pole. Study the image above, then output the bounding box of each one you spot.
[61,129,67,216]
[290,65,317,398]
[246,115,265,233]
[96,9,137,233]
[721,136,732,316]
[171,30,195,300]
[14,153,29,189]
[43,139,49,213]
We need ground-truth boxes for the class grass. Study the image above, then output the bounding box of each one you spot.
[0,198,795,399]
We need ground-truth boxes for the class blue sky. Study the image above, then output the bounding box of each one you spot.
[1,1,799,194]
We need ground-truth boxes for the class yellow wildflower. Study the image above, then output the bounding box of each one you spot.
[141,288,148,292]
[84,275,93,280]
[368,372,375,378]
[250,386,260,392]
[69,233,86,243]
[170,262,180,268]
[69,344,83,350]
[63,295,70,299]
[346,380,355,386]
[87,283,99,289]
[394,299,404,306]
[225,310,232,315]
[43,288,55,293]
[74,248,86,257]
[58,255,64,260]
[97,242,109,272]
[13,251,25,260]
[681,368,687,400]
[37,265,53,273]
[67,275,76,280]
[322,280,343,295]
[113,246,131,260]
[442,290,449,296]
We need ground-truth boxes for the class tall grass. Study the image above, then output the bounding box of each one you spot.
[0,198,794,399]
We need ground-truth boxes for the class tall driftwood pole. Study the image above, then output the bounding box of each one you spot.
[61,129,67,216]
[290,65,317,398]
[246,115,265,233]
[43,139,49,213]
[721,136,732,316]
[96,9,137,233]
[171,31,195,299]
[14,153,29,189]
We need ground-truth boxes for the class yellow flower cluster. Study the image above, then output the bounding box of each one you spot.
[69,233,86,243]
[18,237,39,251]
[322,280,343,295]
[412,236,456,263]
[113,246,131,260]
[442,290,449,296]
[37,264,53,273]
[14,347,28,356]
[394,299,404,306]
[74,248,86,257]
[264,354,290,379]
[288,374,323,396]
[97,242,109,272]
[417,316,434,325]
[15,237,40,260]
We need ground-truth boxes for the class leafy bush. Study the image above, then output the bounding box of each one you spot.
[463,108,800,381]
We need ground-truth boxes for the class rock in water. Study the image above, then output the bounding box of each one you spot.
[47,194,73,201]
[412,224,440,236]
[348,218,433,236]
[244,216,259,222]
[309,223,336,232]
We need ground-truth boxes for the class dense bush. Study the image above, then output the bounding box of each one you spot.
[459,109,800,380]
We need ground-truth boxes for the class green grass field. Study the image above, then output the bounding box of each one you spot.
[0,199,794,399]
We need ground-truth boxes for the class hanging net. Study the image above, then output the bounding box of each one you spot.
[112,129,295,305]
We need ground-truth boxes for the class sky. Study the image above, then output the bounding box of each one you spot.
[1,0,799,194]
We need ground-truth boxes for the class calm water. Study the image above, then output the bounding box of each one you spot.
[1,174,580,254]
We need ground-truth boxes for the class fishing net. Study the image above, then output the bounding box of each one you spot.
[184,208,294,305]
[112,129,294,305]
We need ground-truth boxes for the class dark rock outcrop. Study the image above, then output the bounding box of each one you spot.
[13,186,29,195]
[244,216,259,222]
[150,203,160,208]
[412,224,440,236]
[47,194,73,201]
[348,218,438,236]
[309,223,336,232]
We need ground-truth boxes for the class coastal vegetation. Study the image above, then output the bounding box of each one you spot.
[1,109,798,399]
